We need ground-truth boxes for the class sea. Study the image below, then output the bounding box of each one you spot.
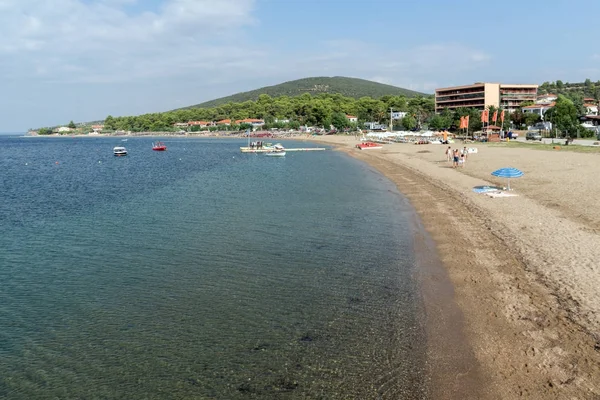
[0,136,430,399]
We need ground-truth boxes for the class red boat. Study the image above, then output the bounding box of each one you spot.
[152,141,167,151]
[355,141,383,150]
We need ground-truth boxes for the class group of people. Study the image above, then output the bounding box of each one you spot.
[445,146,469,168]
[249,141,265,149]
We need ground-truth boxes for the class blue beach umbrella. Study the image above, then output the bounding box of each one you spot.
[491,167,523,190]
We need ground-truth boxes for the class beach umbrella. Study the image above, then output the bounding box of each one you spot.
[491,167,523,190]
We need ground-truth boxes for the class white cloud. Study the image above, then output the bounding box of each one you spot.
[0,0,258,83]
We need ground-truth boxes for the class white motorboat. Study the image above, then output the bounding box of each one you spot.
[113,146,128,156]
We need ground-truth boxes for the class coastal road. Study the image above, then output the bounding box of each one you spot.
[513,137,599,146]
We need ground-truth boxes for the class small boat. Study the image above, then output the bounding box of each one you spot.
[152,141,167,151]
[355,142,383,150]
[113,146,128,156]
[266,151,286,157]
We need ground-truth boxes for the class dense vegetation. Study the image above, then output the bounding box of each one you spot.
[37,92,590,137]
[539,79,600,100]
[182,76,426,109]
[97,93,435,133]
[35,77,597,138]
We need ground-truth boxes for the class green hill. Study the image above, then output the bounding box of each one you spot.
[538,79,600,100]
[183,76,426,109]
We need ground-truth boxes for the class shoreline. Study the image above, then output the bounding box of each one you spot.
[306,135,600,399]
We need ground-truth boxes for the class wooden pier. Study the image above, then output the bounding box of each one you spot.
[240,147,327,153]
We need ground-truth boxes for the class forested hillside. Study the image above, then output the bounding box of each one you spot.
[183,76,425,109]
[538,79,600,100]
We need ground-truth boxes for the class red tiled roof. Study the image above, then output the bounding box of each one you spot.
[216,119,231,124]
[584,104,598,107]
[235,118,264,124]
[346,115,357,118]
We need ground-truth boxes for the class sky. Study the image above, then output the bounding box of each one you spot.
[1,0,599,131]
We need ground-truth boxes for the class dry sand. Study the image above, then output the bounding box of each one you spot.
[301,135,600,399]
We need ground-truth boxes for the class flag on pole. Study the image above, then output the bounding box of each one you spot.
[459,116,465,129]
[500,110,505,123]
[492,111,498,123]
[481,110,489,123]
[464,115,470,128]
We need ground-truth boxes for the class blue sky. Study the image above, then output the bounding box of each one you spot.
[1,0,599,131]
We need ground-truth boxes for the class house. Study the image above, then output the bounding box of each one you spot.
[216,119,231,126]
[235,118,265,127]
[91,124,104,132]
[391,111,407,120]
[173,122,189,128]
[274,118,290,124]
[188,121,212,127]
[364,122,387,131]
[346,115,358,123]
[536,93,557,104]
[522,103,555,118]
[584,103,598,116]
[56,126,74,133]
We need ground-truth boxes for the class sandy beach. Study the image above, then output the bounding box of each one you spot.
[302,135,600,399]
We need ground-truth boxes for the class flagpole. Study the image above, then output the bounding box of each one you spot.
[466,116,469,138]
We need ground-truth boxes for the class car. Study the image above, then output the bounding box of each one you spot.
[526,131,543,141]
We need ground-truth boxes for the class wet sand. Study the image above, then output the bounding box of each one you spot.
[304,135,600,399]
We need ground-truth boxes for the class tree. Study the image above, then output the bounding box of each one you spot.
[104,115,116,130]
[401,114,417,130]
[38,127,53,135]
[68,120,76,129]
[427,114,446,130]
[544,95,579,137]
[524,112,541,127]
[331,112,349,130]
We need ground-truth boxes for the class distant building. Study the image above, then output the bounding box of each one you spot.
[91,124,104,132]
[235,118,265,128]
[173,122,189,128]
[536,93,557,104]
[364,122,387,130]
[188,121,212,127]
[584,103,598,116]
[345,115,358,123]
[522,103,555,118]
[435,82,538,112]
[500,84,539,112]
[216,119,231,126]
[56,126,74,133]
[391,111,407,120]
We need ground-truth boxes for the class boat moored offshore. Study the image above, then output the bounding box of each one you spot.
[113,146,128,156]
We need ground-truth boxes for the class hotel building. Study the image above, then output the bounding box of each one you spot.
[435,82,538,113]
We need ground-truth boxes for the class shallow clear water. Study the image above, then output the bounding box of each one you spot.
[0,136,427,399]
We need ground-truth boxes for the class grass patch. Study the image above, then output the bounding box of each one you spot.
[486,141,600,153]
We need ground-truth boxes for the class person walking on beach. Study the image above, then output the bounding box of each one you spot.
[453,149,459,168]
[445,146,452,162]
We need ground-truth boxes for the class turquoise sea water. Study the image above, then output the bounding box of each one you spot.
[0,136,428,399]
